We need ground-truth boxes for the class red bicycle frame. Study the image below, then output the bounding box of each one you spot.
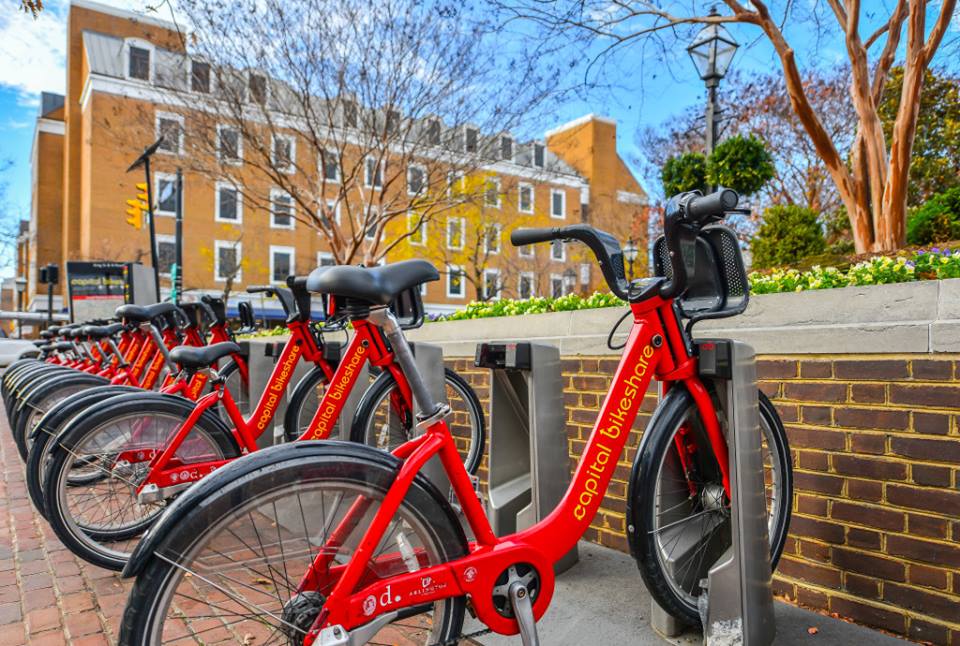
[299,294,731,642]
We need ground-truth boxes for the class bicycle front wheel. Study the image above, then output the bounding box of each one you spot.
[120,444,467,645]
[630,388,792,625]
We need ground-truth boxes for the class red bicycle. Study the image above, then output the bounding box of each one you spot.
[118,190,792,645]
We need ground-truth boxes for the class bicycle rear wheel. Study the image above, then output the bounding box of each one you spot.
[120,444,467,645]
[630,389,791,626]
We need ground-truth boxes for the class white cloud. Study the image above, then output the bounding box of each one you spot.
[0,0,159,105]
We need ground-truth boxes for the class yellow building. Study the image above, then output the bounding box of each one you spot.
[23,0,648,317]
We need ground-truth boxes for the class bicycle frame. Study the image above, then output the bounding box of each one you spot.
[126,319,413,496]
[301,294,731,642]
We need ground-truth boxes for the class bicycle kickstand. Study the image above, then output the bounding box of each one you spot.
[508,581,540,646]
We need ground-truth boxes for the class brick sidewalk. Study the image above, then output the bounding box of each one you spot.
[0,415,128,646]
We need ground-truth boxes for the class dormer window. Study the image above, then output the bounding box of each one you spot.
[464,127,479,153]
[426,119,441,145]
[124,39,153,82]
[249,73,267,105]
[500,136,513,161]
[191,61,211,93]
[533,143,545,168]
[343,101,358,128]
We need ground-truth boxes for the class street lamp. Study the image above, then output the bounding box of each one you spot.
[623,238,639,281]
[687,6,739,157]
[14,277,27,339]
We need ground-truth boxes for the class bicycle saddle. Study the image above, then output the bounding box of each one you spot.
[305,260,438,305]
[116,302,179,323]
[169,342,242,371]
[82,323,124,339]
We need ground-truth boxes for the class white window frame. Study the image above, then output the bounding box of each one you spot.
[483,268,501,301]
[214,181,242,223]
[407,212,427,246]
[533,143,545,168]
[270,189,295,230]
[187,58,213,94]
[550,239,565,262]
[484,223,501,255]
[447,265,465,299]
[364,206,380,241]
[550,189,566,219]
[550,274,565,299]
[214,240,242,283]
[317,251,335,267]
[321,150,340,184]
[156,234,176,277]
[446,217,465,251]
[217,124,243,165]
[272,134,296,174]
[463,126,479,153]
[484,177,502,209]
[319,199,341,232]
[270,245,295,284]
[124,38,154,83]
[518,271,536,299]
[500,136,514,162]
[153,172,178,217]
[247,71,269,105]
[364,157,383,189]
[446,171,464,197]
[407,164,427,196]
[518,182,534,214]
[518,242,534,259]
[155,112,183,156]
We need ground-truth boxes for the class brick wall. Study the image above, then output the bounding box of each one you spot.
[447,354,960,645]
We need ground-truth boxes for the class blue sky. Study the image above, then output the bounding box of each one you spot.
[0,0,957,275]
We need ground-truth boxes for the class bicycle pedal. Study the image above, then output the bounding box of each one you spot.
[509,581,540,646]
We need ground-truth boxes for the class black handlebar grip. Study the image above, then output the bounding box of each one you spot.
[686,189,739,221]
[511,227,559,246]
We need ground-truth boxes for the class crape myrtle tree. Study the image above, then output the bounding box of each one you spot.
[132,0,566,269]
[495,0,958,254]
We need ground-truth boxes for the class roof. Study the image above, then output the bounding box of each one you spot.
[83,31,124,78]
[72,0,178,31]
[40,93,64,118]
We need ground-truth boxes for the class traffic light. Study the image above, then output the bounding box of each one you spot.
[125,182,151,229]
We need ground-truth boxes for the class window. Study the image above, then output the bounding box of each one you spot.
[446,171,463,197]
[155,113,183,155]
[483,269,501,300]
[407,165,426,196]
[408,212,427,246]
[484,177,501,208]
[533,143,545,168]
[190,60,211,93]
[519,272,535,299]
[426,119,441,145]
[464,127,478,153]
[128,45,151,81]
[551,189,566,219]
[342,101,358,128]
[157,235,175,276]
[518,242,533,258]
[271,190,294,229]
[364,157,383,188]
[249,73,267,105]
[214,240,242,282]
[321,151,339,183]
[270,246,294,283]
[551,239,565,261]
[518,183,534,214]
[484,224,501,255]
[447,266,465,298]
[365,207,379,240]
[317,251,335,267]
[320,200,341,229]
[385,109,400,134]
[154,174,178,216]
[447,217,464,250]
[500,136,513,161]
[272,135,295,173]
[218,126,242,164]
[215,182,242,222]
[550,274,565,299]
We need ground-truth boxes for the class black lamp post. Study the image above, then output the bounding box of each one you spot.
[687,7,739,157]
[623,238,639,281]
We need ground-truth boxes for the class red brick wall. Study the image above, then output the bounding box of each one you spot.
[448,354,960,645]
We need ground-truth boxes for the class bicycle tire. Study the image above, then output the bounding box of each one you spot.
[119,441,468,646]
[13,373,109,460]
[628,387,792,626]
[282,365,333,442]
[350,367,486,474]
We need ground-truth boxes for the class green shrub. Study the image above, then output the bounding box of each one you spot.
[662,152,707,196]
[751,205,826,269]
[706,135,775,196]
[441,292,625,321]
[906,187,960,244]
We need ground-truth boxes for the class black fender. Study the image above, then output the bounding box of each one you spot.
[625,384,695,561]
[122,440,467,578]
[29,385,141,441]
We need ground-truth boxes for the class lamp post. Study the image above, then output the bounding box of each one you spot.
[687,6,739,157]
[14,277,27,339]
[623,238,639,281]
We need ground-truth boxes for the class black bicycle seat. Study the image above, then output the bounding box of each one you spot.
[116,302,179,323]
[305,260,438,306]
[169,342,242,371]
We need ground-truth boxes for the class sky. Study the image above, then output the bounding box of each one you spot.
[0,0,957,276]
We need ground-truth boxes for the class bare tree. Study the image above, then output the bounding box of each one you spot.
[496,0,958,253]
[114,0,568,269]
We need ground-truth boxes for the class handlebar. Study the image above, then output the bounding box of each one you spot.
[685,188,738,223]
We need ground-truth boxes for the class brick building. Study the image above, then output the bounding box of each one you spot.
[21,0,648,317]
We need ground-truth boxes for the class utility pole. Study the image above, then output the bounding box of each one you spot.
[126,137,166,303]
